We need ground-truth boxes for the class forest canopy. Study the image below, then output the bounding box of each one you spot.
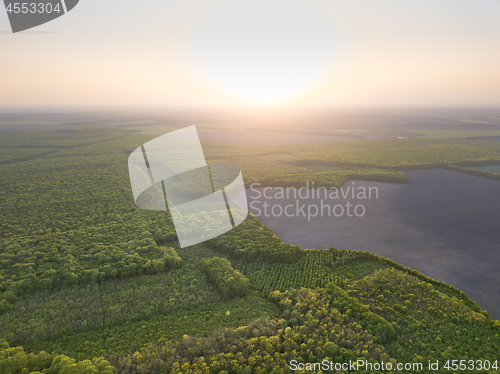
[1,127,499,373]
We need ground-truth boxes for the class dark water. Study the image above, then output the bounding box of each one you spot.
[247,169,500,320]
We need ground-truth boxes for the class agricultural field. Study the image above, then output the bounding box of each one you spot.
[1,127,499,373]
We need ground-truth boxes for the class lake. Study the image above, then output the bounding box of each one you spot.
[475,164,500,173]
[247,169,500,320]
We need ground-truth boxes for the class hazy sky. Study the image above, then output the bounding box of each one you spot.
[1,0,500,108]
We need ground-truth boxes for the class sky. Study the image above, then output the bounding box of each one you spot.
[1,0,500,109]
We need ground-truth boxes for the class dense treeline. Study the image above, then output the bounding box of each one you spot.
[445,164,500,181]
[0,238,181,314]
[0,133,179,313]
[23,294,278,363]
[110,279,500,373]
[0,244,278,360]
[347,269,500,362]
[284,159,409,184]
[1,129,500,373]
[206,216,303,262]
[202,257,250,299]
[361,251,486,315]
[244,168,409,190]
[1,245,219,349]
[323,284,396,344]
[111,288,392,374]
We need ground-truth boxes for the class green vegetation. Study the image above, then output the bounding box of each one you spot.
[0,149,60,165]
[0,346,114,374]
[1,127,499,373]
[135,134,500,193]
[122,124,226,136]
[0,120,61,127]
[414,129,500,139]
[246,127,366,139]
[472,164,500,174]
[300,164,353,173]
[107,279,499,373]
[1,242,279,361]
[117,124,184,136]
[444,165,500,182]
[346,268,499,358]
[232,249,373,297]
[203,138,500,187]
[206,216,303,262]
[0,126,134,149]
[22,293,278,361]
[202,257,250,299]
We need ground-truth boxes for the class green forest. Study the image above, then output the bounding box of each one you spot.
[1,126,499,373]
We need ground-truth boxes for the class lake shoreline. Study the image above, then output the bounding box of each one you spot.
[247,169,500,319]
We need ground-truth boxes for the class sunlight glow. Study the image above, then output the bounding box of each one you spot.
[189,0,338,105]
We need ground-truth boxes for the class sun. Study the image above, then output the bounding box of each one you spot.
[189,0,338,105]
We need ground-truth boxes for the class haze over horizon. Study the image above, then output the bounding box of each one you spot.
[2,0,500,109]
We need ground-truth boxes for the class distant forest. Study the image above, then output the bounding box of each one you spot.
[1,126,499,373]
